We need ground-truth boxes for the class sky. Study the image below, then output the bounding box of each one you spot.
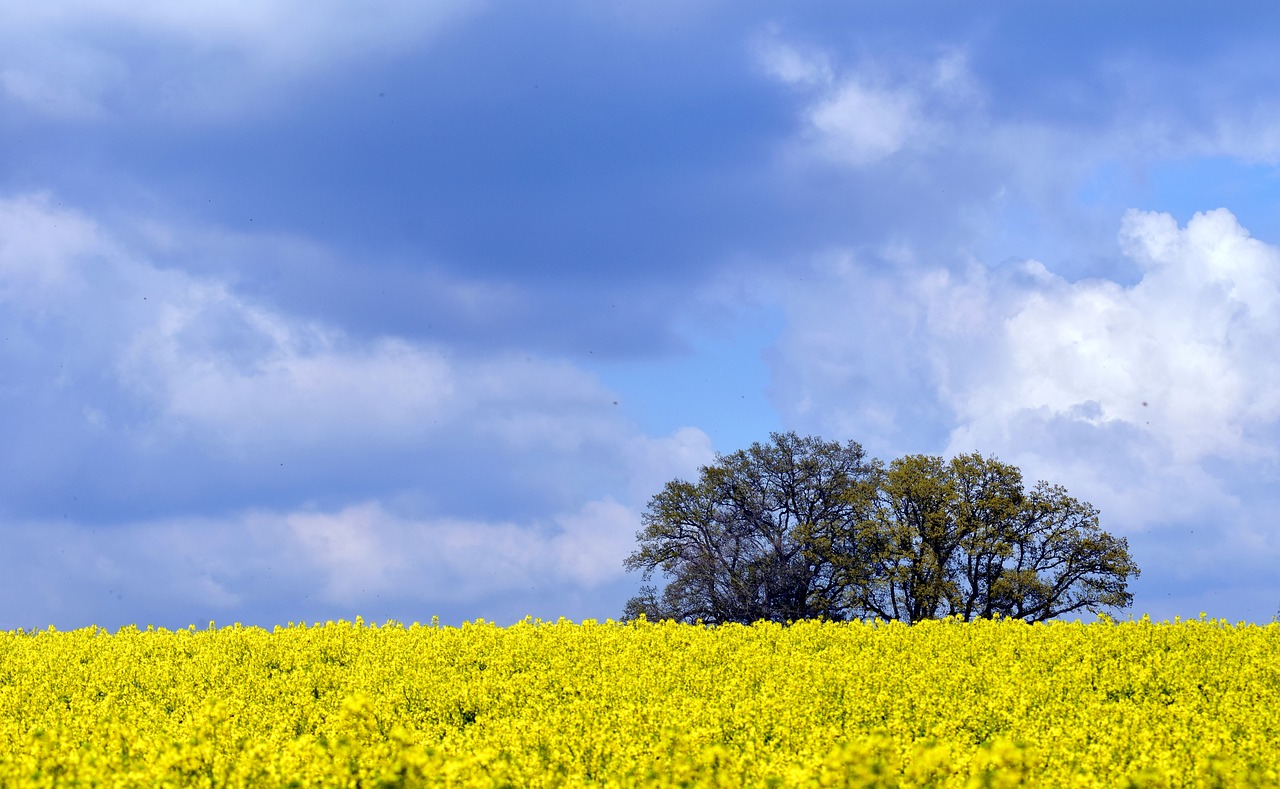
[2,1,1280,630]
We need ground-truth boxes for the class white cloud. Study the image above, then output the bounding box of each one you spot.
[806,81,922,166]
[0,194,626,456]
[0,193,105,301]
[763,209,1280,618]
[0,0,476,118]
[288,496,644,600]
[756,37,974,168]
[0,203,704,490]
[756,39,833,87]
[0,193,716,624]
[550,498,643,586]
[762,249,993,457]
[122,293,460,450]
[1097,50,1280,165]
[621,426,715,504]
[0,68,105,119]
[0,495,643,621]
[770,208,1280,469]
[92,1,468,61]
[753,29,1278,285]
[954,208,1280,466]
[285,495,642,601]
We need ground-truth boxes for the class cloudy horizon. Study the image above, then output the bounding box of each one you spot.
[3,1,1279,630]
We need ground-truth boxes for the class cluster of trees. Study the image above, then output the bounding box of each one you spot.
[624,432,1138,625]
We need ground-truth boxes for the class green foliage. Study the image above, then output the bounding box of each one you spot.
[623,432,876,624]
[624,433,1139,624]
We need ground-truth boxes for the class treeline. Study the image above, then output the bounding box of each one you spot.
[624,432,1138,625]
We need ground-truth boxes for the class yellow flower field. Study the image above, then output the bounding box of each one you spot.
[0,616,1276,788]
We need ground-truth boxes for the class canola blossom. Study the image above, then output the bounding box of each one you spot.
[0,616,1276,787]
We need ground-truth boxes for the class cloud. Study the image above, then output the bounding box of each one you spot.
[0,493,643,629]
[757,37,978,168]
[0,67,107,119]
[751,26,1280,290]
[0,194,619,458]
[0,192,716,624]
[805,81,922,166]
[1096,47,1280,165]
[763,209,1280,617]
[621,426,716,504]
[757,38,834,87]
[121,294,459,451]
[0,192,105,300]
[91,1,470,63]
[761,248,988,458]
[287,497,638,599]
[285,497,641,602]
[953,208,1280,467]
[770,208,1280,498]
[0,197,721,498]
[0,0,476,118]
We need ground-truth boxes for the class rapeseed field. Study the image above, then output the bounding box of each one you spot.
[0,616,1275,787]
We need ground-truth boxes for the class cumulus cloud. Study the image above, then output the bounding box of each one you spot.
[764,209,1280,617]
[752,27,1280,290]
[953,208,1280,467]
[771,208,1280,501]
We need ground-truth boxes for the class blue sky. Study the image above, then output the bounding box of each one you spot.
[3,1,1280,629]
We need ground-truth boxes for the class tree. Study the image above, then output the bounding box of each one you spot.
[849,452,1139,622]
[624,438,1140,624]
[623,432,878,625]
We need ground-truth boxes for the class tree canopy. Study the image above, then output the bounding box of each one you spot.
[623,432,876,624]
[624,432,1139,624]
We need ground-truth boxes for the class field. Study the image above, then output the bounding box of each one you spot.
[0,616,1276,787]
